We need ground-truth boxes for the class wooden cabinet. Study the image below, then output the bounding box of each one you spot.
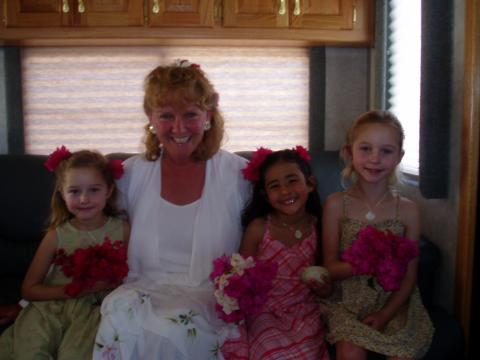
[5,0,69,27]
[5,0,144,27]
[147,0,215,27]
[1,0,373,46]
[223,0,354,30]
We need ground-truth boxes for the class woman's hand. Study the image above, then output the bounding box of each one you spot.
[307,275,333,298]
[361,310,390,331]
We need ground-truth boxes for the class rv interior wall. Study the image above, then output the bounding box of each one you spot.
[0,24,464,318]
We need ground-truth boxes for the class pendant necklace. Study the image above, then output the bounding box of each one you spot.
[277,216,310,240]
[361,190,390,221]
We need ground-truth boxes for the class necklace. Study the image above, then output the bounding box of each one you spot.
[359,189,390,221]
[276,216,311,240]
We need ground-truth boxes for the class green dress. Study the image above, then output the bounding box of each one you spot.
[0,217,124,360]
[320,195,434,358]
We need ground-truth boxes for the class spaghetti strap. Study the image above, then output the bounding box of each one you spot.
[342,192,349,217]
[395,192,401,220]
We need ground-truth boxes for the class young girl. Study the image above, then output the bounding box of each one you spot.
[321,110,434,359]
[222,146,331,360]
[0,147,130,360]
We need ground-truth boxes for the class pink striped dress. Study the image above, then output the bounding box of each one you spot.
[222,217,329,360]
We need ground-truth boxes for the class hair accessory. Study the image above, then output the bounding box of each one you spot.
[44,145,72,172]
[107,159,124,180]
[204,121,211,131]
[174,59,200,69]
[148,124,157,134]
[241,147,273,181]
[294,145,311,162]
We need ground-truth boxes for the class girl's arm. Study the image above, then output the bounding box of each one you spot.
[362,198,420,331]
[21,229,71,301]
[239,218,265,257]
[322,192,354,281]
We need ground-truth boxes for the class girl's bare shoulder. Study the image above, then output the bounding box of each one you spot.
[324,191,345,212]
[246,217,267,235]
[395,193,420,225]
[396,193,419,212]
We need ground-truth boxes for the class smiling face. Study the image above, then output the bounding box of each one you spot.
[149,104,211,162]
[350,123,404,184]
[60,167,112,228]
[263,161,313,218]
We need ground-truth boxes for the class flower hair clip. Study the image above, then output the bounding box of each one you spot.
[174,59,200,69]
[294,145,311,162]
[241,145,312,182]
[241,147,273,181]
[107,159,124,179]
[44,145,72,172]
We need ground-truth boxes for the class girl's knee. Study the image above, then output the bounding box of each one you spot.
[335,341,367,360]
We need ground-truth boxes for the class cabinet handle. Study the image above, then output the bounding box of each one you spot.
[293,0,301,16]
[78,0,85,13]
[62,0,70,13]
[278,0,286,15]
[152,0,160,14]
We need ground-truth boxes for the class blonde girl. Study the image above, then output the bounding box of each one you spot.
[321,110,434,360]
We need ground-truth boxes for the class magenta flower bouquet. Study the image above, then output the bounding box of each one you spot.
[341,226,419,291]
[210,253,277,323]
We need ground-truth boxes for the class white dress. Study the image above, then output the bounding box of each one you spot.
[93,150,250,360]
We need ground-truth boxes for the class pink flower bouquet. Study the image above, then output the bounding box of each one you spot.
[341,226,419,291]
[210,253,277,323]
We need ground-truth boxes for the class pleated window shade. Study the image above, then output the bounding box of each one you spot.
[21,47,309,155]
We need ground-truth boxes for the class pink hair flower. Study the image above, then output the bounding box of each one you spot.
[294,145,311,162]
[241,147,273,181]
[175,59,200,69]
[108,159,124,179]
[44,145,72,172]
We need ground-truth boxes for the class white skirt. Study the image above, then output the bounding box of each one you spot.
[93,280,238,360]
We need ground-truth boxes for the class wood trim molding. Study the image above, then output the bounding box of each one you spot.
[456,0,480,348]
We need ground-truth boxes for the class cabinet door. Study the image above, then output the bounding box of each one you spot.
[223,0,288,28]
[290,0,354,29]
[148,0,214,27]
[77,0,144,26]
[6,0,72,27]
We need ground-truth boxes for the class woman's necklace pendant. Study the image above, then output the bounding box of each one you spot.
[294,229,303,239]
[365,211,376,221]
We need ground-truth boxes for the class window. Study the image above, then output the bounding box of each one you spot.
[21,47,309,155]
[386,0,422,175]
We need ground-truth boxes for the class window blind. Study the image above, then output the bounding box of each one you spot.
[21,46,309,155]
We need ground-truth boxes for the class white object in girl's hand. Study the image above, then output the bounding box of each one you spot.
[300,266,330,284]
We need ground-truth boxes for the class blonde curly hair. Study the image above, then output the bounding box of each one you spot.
[142,62,224,161]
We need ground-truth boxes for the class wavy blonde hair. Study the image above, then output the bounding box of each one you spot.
[340,110,405,185]
[49,150,122,229]
[142,63,224,161]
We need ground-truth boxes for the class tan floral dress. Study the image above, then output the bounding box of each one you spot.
[320,195,434,358]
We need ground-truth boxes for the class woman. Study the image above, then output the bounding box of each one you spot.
[93,60,251,359]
